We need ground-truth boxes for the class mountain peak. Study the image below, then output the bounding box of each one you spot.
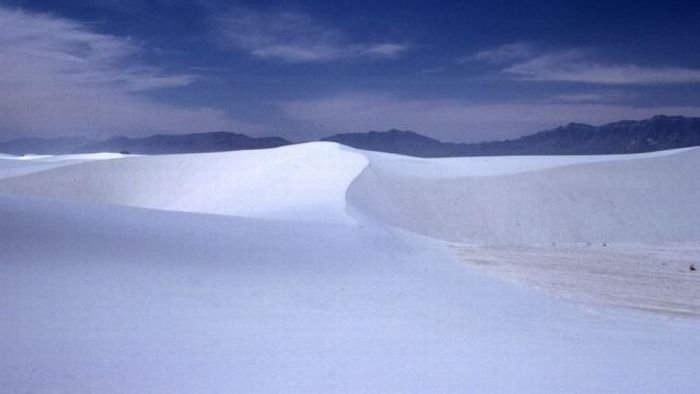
[322,129,447,156]
[564,122,595,129]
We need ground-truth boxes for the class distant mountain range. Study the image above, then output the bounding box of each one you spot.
[2,115,699,157]
[76,132,291,155]
[0,132,291,155]
[0,136,97,155]
[323,115,700,157]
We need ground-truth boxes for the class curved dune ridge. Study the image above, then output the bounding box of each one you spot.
[1,143,698,240]
[355,146,695,178]
[2,143,700,393]
[348,146,700,244]
[0,143,368,223]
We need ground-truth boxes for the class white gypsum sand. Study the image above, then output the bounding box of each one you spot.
[454,243,700,317]
[1,143,699,393]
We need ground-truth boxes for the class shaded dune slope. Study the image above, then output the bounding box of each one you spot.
[347,148,700,244]
[1,143,699,244]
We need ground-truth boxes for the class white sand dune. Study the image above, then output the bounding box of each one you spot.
[0,152,126,180]
[0,143,367,223]
[360,147,695,178]
[1,143,699,393]
[349,147,700,244]
[346,146,700,317]
[0,152,125,161]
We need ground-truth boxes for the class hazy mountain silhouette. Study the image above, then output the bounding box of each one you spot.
[75,132,291,154]
[2,115,699,157]
[0,132,290,155]
[0,137,96,155]
[323,115,700,157]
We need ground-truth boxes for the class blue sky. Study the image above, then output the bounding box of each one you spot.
[2,0,700,142]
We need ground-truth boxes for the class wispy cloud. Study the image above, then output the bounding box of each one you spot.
[215,8,409,63]
[469,43,700,85]
[281,93,700,142]
[463,42,535,64]
[0,6,251,138]
[546,90,634,104]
